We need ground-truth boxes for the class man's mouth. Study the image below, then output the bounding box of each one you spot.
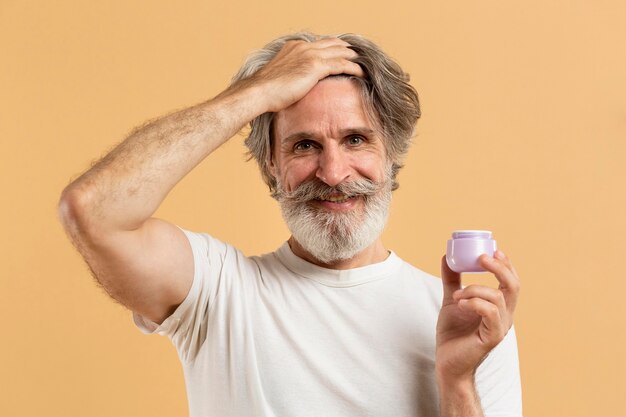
[312,194,362,211]
[317,194,354,204]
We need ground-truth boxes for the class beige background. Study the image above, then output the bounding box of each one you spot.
[1,0,625,416]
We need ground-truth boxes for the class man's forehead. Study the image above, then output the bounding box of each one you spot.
[273,78,383,141]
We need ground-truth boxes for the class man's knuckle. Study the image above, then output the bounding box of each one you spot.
[496,290,506,304]
[488,304,500,317]
[465,284,479,293]
[286,39,304,47]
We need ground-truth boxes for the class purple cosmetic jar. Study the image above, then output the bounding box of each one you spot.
[446,230,497,273]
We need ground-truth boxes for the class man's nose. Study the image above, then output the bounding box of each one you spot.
[316,146,351,187]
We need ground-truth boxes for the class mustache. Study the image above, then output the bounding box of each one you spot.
[273,177,384,203]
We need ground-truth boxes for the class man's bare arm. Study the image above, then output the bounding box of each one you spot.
[58,87,266,324]
[58,38,363,325]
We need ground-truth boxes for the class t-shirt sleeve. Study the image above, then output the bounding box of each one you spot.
[476,325,524,417]
[132,228,229,360]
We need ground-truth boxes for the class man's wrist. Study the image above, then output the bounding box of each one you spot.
[437,375,484,417]
[214,81,271,123]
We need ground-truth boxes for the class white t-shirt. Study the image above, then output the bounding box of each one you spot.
[134,230,522,417]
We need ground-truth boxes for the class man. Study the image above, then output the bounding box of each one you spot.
[59,32,522,416]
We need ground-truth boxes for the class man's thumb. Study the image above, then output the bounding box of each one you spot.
[441,255,462,304]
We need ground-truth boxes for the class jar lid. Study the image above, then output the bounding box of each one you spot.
[451,230,492,239]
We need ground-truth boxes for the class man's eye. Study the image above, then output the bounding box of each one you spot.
[294,141,313,151]
[348,136,365,145]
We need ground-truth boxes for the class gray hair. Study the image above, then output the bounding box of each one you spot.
[230,32,421,193]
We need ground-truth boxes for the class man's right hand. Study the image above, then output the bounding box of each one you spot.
[234,37,364,113]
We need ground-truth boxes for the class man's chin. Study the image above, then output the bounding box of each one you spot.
[287,217,382,265]
[292,236,366,265]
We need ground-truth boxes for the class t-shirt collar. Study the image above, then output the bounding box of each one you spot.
[274,241,401,287]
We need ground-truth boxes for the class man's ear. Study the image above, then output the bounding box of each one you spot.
[268,155,277,178]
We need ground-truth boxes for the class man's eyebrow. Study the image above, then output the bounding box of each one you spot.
[339,128,376,137]
[280,128,376,144]
[281,132,317,144]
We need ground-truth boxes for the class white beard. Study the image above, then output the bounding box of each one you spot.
[275,177,392,264]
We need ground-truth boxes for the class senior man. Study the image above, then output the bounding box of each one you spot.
[59,32,522,417]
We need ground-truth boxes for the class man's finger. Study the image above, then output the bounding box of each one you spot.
[454,285,506,308]
[316,45,360,62]
[314,45,363,77]
[457,298,507,348]
[309,37,353,49]
[278,42,363,79]
[494,249,520,280]
[441,255,462,305]
[453,285,511,329]
[321,58,364,78]
[478,253,520,315]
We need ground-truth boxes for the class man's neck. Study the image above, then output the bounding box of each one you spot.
[287,237,389,270]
